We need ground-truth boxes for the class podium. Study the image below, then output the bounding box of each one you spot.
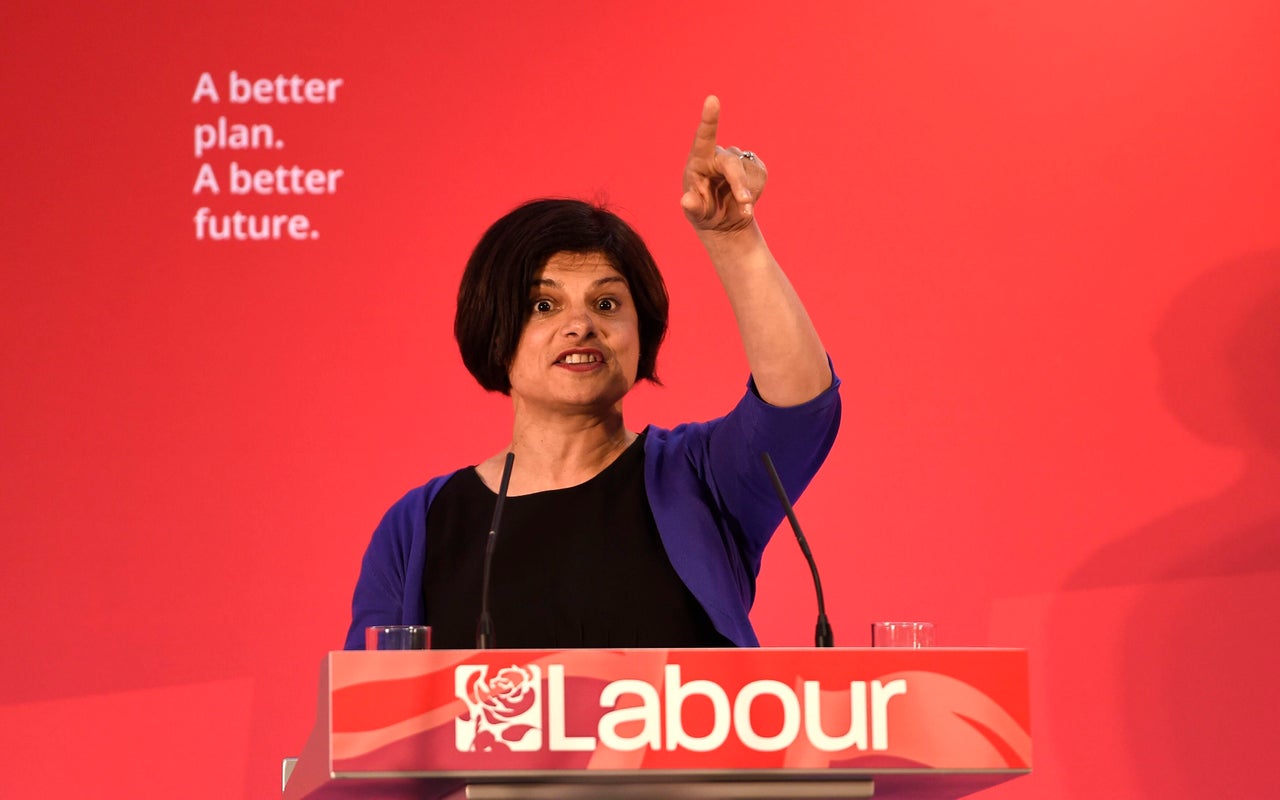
[284,648,1030,799]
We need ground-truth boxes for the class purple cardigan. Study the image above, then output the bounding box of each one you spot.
[344,371,841,649]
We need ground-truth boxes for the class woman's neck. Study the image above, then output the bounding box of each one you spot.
[478,407,637,495]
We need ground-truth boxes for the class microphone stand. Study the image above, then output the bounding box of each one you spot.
[476,451,515,649]
[761,452,834,647]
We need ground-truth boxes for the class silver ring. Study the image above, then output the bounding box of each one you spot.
[739,150,757,160]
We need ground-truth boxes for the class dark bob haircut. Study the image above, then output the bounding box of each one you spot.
[454,198,670,394]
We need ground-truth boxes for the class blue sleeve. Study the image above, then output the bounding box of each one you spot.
[646,361,842,645]
[705,364,842,576]
[343,484,432,650]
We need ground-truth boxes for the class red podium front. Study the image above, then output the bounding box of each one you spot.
[285,648,1030,799]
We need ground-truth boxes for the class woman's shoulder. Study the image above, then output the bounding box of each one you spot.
[376,470,464,527]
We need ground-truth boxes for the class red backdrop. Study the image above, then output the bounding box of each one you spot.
[3,2,1278,797]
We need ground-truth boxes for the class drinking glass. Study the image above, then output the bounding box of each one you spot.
[871,621,935,648]
[365,625,431,650]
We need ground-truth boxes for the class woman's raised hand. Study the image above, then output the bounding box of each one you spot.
[681,95,767,235]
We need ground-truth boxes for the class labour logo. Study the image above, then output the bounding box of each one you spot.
[455,664,543,752]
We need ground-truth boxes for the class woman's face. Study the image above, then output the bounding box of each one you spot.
[507,251,641,415]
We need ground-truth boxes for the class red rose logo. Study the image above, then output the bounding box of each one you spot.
[471,665,537,723]
[456,664,542,752]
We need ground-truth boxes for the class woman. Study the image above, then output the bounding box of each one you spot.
[345,96,840,650]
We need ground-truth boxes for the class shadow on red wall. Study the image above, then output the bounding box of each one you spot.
[1056,251,1280,797]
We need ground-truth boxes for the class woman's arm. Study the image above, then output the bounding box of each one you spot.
[680,95,831,407]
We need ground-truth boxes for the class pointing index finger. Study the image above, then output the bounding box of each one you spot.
[689,95,721,160]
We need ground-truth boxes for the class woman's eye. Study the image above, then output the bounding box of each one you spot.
[597,298,617,311]
[534,299,553,313]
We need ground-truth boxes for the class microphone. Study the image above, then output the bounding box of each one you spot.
[761,452,834,647]
[476,451,515,649]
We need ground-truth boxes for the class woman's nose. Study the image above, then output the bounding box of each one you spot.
[560,306,596,337]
